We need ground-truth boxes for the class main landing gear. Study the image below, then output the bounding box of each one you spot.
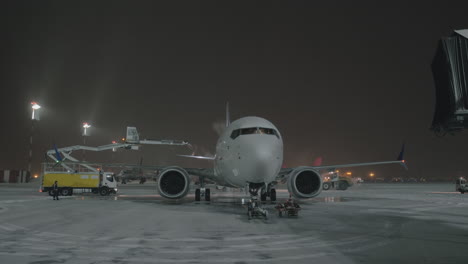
[195,177,211,202]
[195,188,211,201]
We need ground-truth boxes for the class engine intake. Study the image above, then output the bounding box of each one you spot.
[287,167,322,199]
[157,167,190,199]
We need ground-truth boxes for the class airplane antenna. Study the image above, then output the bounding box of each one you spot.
[225,102,230,127]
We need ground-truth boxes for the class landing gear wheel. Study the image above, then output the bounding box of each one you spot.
[323,182,331,190]
[99,187,109,196]
[270,189,276,201]
[195,189,201,201]
[205,189,211,201]
[260,192,267,201]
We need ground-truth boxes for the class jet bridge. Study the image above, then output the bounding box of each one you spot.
[431,29,468,136]
[46,127,190,171]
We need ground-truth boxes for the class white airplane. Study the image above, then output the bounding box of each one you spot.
[128,104,406,204]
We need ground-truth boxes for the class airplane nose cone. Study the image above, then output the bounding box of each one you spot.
[255,150,273,168]
[254,155,274,180]
[247,143,281,183]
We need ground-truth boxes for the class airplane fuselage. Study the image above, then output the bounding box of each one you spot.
[214,117,283,188]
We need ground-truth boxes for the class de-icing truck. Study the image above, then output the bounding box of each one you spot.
[40,163,117,196]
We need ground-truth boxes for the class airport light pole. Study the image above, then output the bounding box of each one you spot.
[29,102,41,175]
[82,122,91,161]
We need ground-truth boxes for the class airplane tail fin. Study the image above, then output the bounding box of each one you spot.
[225,102,230,127]
[312,157,323,166]
[54,144,63,162]
[126,127,140,143]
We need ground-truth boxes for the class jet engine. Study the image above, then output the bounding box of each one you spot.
[157,167,191,199]
[287,167,322,199]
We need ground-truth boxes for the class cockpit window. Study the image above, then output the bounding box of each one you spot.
[230,129,240,139]
[230,127,279,139]
[240,127,257,135]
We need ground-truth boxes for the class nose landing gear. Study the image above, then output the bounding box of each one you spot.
[260,184,277,202]
[246,183,269,220]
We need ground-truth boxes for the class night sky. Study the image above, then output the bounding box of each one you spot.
[1,1,468,180]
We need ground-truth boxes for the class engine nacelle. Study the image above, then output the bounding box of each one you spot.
[287,167,322,199]
[157,166,191,199]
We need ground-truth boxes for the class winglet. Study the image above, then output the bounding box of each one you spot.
[397,143,408,170]
[226,102,230,128]
[397,143,405,161]
[312,157,323,166]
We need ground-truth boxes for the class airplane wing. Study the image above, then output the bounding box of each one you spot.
[311,160,406,171]
[277,144,407,181]
[57,161,220,183]
[185,168,218,182]
[178,155,216,160]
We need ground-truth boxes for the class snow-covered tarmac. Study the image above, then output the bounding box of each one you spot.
[0,182,467,264]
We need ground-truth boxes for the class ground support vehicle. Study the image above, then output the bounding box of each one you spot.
[275,198,301,217]
[456,177,468,194]
[40,163,117,196]
[40,127,190,196]
[322,172,353,191]
[246,199,268,220]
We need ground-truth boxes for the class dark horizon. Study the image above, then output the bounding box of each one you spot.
[2,1,468,180]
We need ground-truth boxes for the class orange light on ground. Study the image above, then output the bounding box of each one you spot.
[122,138,125,141]
[33,174,38,178]
[112,141,117,144]
[346,172,352,176]
[369,173,375,177]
